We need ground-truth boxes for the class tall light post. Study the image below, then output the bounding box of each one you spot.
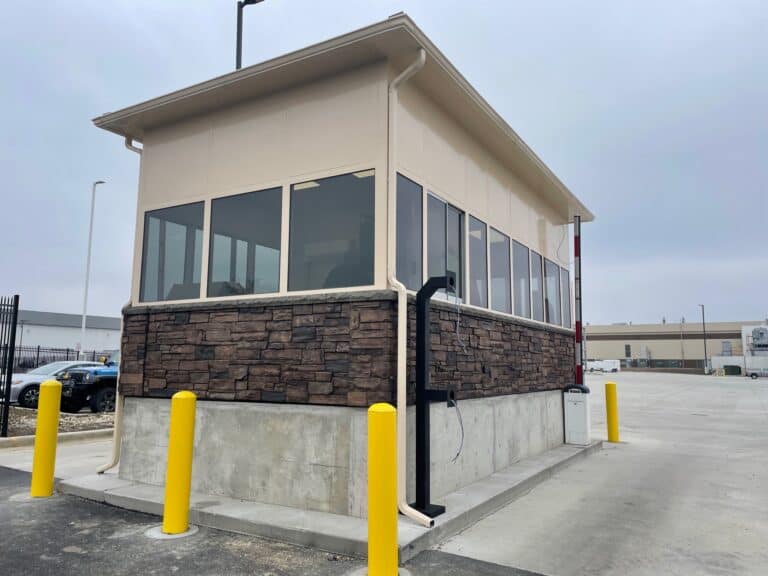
[80,180,106,358]
[699,304,708,374]
[236,0,265,70]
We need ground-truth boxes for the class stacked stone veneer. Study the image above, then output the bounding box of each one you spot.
[120,291,574,406]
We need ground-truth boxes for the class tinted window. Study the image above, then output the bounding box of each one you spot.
[469,216,487,308]
[490,228,511,314]
[208,188,281,297]
[512,241,530,318]
[446,206,463,298]
[560,267,572,328]
[140,202,204,302]
[530,251,545,322]
[396,174,422,291]
[289,170,374,291]
[544,259,562,325]
[427,195,446,283]
[427,195,464,299]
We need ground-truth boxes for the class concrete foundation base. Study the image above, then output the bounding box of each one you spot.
[59,441,601,562]
[119,391,564,517]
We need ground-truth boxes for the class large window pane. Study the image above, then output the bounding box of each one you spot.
[530,251,545,322]
[561,267,572,328]
[446,206,464,298]
[490,228,511,313]
[427,195,464,299]
[513,241,531,318]
[396,174,422,291]
[544,258,562,325]
[140,202,204,302]
[427,195,446,282]
[469,216,487,308]
[208,187,281,297]
[289,170,374,291]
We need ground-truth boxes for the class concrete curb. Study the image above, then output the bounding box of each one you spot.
[0,428,113,449]
[59,441,602,562]
[399,440,603,562]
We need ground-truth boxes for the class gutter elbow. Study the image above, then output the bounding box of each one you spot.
[124,137,143,155]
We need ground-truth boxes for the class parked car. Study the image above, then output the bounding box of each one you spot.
[60,351,119,413]
[8,361,103,408]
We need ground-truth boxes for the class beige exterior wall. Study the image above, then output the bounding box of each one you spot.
[131,63,390,305]
[396,82,570,270]
[128,60,572,325]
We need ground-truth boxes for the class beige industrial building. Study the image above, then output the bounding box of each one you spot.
[586,320,767,372]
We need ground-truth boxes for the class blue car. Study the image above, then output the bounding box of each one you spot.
[60,351,120,413]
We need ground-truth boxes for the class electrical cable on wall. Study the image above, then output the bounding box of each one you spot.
[451,292,466,462]
[448,396,464,463]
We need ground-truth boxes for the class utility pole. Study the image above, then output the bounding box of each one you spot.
[699,304,708,374]
[236,0,264,70]
[81,180,105,358]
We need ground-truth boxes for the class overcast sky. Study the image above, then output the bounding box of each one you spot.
[0,0,765,325]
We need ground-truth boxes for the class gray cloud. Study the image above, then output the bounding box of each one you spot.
[0,0,765,323]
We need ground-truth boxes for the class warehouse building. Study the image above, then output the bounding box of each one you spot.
[586,320,767,373]
[15,310,121,351]
[96,15,592,520]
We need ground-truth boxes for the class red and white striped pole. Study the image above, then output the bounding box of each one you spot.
[574,215,585,386]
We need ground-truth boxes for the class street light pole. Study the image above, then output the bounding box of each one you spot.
[236,0,264,70]
[699,304,708,374]
[80,180,105,358]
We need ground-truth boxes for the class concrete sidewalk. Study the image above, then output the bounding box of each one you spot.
[60,441,600,562]
[0,438,112,479]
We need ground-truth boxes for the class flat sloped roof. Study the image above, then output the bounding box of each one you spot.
[94,13,593,223]
[18,310,121,331]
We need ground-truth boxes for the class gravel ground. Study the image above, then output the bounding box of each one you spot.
[6,406,113,437]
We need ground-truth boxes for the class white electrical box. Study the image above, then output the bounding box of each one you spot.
[564,388,591,446]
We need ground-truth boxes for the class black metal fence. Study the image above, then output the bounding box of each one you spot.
[1,295,20,437]
[10,345,110,372]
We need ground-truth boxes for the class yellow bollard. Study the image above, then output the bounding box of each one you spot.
[368,403,398,575]
[605,382,620,443]
[30,380,62,497]
[162,391,197,534]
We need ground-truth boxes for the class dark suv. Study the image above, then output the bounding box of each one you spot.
[60,351,119,413]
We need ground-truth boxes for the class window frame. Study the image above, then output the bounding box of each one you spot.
[543,257,562,326]
[287,169,376,292]
[425,191,466,301]
[489,227,512,314]
[139,201,205,304]
[133,165,575,334]
[207,186,283,299]
[468,215,488,308]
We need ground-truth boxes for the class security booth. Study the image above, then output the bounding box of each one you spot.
[98,14,593,521]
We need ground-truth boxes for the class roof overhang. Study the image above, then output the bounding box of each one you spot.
[94,13,593,223]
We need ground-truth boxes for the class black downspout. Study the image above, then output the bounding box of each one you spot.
[412,272,457,519]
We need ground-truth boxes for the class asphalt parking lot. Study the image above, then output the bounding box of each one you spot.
[2,371,765,575]
[0,471,537,575]
[440,372,768,575]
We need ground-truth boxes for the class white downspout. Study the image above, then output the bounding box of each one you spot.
[99,138,142,475]
[387,48,433,528]
[97,305,129,474]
